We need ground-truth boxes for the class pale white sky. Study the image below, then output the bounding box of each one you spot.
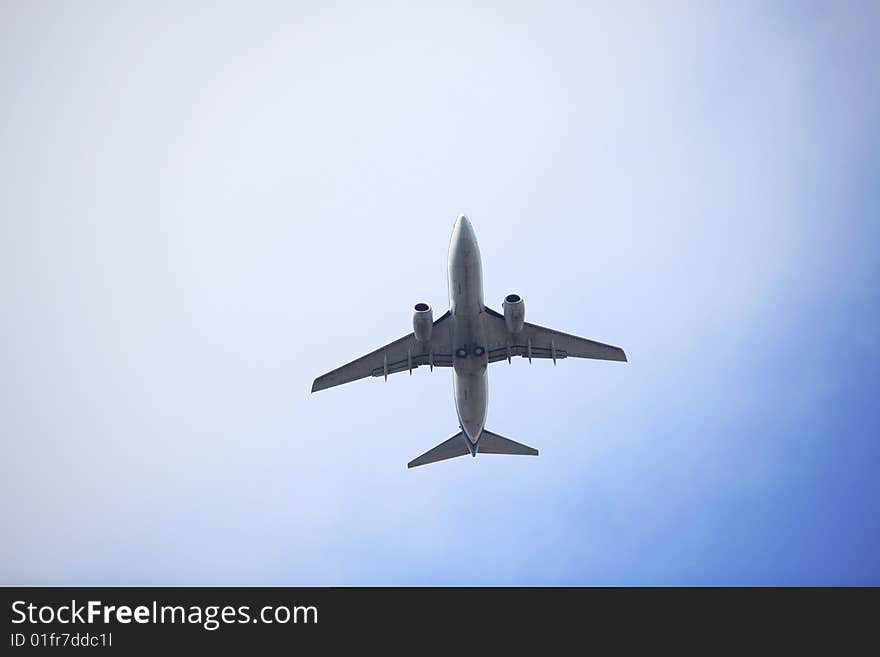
[2,2,878,584]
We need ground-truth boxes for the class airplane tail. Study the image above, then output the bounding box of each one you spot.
[407,429,538,468]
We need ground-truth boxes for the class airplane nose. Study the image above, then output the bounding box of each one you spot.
[449,213,479,263]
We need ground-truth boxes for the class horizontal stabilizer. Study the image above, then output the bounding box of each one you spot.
[407,432,469,468]
[478,430,539,456]
[408,429,539,468]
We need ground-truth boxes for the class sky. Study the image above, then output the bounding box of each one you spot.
[1,1,878,585]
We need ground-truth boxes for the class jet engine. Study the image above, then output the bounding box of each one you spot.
[503,294,525,333]
[413,303,433,341]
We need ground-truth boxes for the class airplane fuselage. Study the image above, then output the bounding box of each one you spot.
[447,216,489,450]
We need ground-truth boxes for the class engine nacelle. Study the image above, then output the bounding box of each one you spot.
[413,302,433,342]
[503,294,525,333]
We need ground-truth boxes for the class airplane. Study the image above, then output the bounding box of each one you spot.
[311,214,627,468]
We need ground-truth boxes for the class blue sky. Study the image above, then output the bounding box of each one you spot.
[2,1,878,585]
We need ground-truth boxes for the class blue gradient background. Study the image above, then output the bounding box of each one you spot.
[2,2,878,585]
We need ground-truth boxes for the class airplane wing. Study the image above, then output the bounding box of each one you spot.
[484,307,627,364]
[311,311,454,392]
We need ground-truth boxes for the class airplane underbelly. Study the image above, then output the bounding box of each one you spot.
[449,270,483,315]
[454,371,488,443]
[447,227,483,314]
